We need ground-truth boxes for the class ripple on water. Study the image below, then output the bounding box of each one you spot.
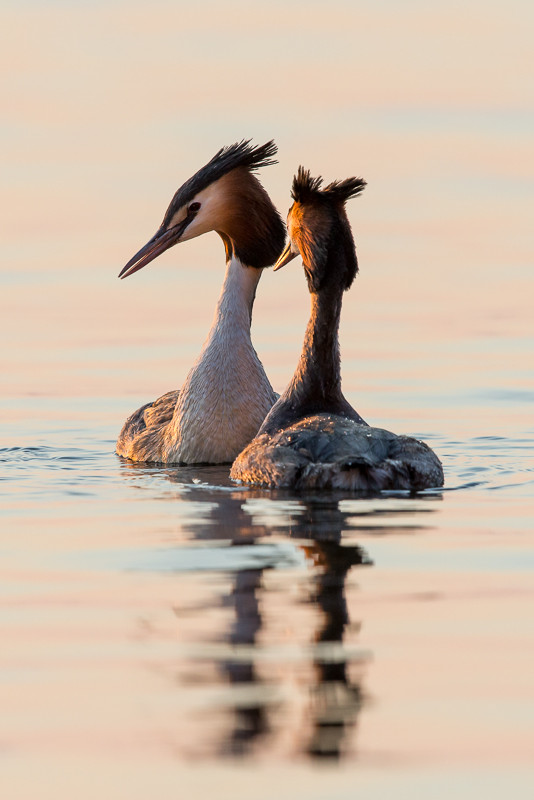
[435,432,534,494]
[2,430,533,499]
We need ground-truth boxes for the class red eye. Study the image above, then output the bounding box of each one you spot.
[189,202,201,213]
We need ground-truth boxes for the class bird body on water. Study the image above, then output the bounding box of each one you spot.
[116,141,286,464]
[230,168,444,491]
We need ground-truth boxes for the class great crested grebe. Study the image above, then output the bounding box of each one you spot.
[230,168,444,491]
[116,140,286,464]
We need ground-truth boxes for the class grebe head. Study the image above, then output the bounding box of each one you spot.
[119,140,285,279]
[273,167,366,293]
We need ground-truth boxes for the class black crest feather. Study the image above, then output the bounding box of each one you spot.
[162,139,278,228]
[291,167,366,205]
[323,176,367,202]
[209,139,279,174]
[291,167,324,203]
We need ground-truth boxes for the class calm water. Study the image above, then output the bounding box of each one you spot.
[3,1,534,797]
[2,394,534,796]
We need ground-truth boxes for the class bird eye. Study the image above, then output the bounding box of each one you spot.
[188,202,201,214]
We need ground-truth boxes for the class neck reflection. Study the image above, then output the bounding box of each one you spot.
[304,536,371,758]
[180,490,373,760]
[118,462,438,760]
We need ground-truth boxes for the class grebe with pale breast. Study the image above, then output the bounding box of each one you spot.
[117,140,285,464]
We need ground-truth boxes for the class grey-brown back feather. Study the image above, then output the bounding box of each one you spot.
[230,414,444,491]
[116,390,179,461]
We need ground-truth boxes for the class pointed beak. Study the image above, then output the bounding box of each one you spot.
[118,218,190,279]
[273,240,298,272]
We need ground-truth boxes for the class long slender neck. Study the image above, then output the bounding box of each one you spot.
[201,170,284,345]
[288,285,344,404]
[257,276,367,436]
[207,252,262,340]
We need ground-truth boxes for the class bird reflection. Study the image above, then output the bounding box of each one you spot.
[221,567,267,755]
[119,460,438,759]
[304,537,371,758]
[179,487,373,759]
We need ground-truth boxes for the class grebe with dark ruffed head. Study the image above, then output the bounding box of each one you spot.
[230,168,444,491]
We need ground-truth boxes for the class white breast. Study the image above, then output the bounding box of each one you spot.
[161,255,276,463]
